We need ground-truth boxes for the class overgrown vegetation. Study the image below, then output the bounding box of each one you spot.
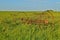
[0,10,60,40]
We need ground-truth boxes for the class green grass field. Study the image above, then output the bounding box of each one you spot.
[0,10,60,40]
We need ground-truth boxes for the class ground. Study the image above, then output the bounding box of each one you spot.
[0,10,60,40]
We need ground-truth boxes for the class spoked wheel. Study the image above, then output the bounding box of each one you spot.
[33,10,55,29]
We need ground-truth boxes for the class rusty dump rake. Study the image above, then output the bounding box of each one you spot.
[21,11,54,24]
[10,11,60,30]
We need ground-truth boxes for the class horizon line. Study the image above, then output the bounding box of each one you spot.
[0,9,60,11]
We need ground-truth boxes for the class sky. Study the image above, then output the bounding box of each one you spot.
[0,0,60,11]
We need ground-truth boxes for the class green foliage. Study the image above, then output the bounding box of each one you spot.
[0,10,60,40]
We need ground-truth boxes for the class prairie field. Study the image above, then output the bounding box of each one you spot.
[0,10,60,40]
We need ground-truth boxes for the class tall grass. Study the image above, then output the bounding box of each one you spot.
[0,11,60,40]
